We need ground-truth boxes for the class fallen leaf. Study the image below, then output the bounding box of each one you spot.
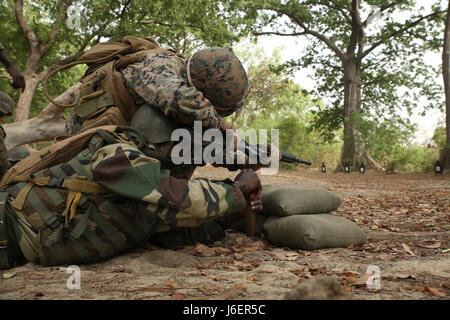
[2,273,16,279]
[289,268,304,276]
[441,249,450,254]
[233,285,246,292]
[343,271,358,278]
[348,273,371,287]
[196,244,216,257]
[233,260,254,271]
[402,243,416,256]
[165,281,178,288]
[225,294,234,300]
[418,242,441,249]
[343,285,353,292]
[424,286,446,297]
[246,275,256,283]
[215,247,232,255]
[234,253,244,260]
[171,293,185,300]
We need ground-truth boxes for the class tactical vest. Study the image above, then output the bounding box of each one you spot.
[3,128,160,266]
[43,36,185,135]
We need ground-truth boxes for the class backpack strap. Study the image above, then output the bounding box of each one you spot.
[0,191,10,268]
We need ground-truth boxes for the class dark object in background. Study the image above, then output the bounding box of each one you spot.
[321,162,326,173]
[344,162,350,174]
[359,162,365,174]
[434,160,443,175]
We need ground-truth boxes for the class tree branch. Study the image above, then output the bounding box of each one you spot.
[254,31,307,37]
[304,0,352,24]
[361,10,446,60]
[270,7,347,62]
[347,0,362,56]
[41,0,74,56]
[15,0,39,49]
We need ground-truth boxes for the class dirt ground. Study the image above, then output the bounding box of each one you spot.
[1,166,449,300]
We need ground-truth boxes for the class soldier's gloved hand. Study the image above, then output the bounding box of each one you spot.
[10,69,25,92]
[234,169,263,213]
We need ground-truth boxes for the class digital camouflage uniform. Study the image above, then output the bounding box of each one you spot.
[0,131,246,268]
[120,51,222,129]
[65,51,223,136]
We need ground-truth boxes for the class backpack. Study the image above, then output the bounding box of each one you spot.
[0,125,119,189]
[43,36,185,133]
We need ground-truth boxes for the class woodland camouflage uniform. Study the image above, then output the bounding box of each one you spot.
[0,129,246,268]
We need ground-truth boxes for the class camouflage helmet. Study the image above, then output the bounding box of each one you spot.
[187,47,248,116]
[0,91,14,116]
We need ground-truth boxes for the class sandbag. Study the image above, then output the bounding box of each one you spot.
[263,214,367,250]
[261,185,341,217]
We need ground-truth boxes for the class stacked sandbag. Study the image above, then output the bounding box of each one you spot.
[263,214,367,250]
[230,185,367,250]
[260,185,342,216]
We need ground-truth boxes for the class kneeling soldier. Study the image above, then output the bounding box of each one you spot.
[0,127,262,269]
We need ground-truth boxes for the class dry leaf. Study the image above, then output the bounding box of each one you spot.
[289,268,304,276]
[171,293,185,300]
[215,247,232,255]
[234,253,244,260]
[424,286,446,297]
[343,285,353,292]
[344,271,358,278]
[418,242,441,249]
[225,294,234,300]
[402,243,416,256]
[348,273,371,287]
[165,281,178,288]
[246,275,256,283]
[196,244,216,257]
[233,285,246,292]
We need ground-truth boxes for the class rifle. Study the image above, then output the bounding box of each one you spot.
[240,141,312,167]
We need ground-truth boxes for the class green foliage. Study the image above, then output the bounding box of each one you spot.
[0,0,254,118]
[356,115,439,172]
[432,126,447,150]
[224,0,446,140]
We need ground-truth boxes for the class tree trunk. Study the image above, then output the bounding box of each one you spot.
[440,0,450,171]
[15,74,40,122]
[339,59,382,171]
[4,83,81,149]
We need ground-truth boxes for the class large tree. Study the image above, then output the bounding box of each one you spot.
[1,0,248,148]
[227,0,445,170]
[441,0,450,171]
